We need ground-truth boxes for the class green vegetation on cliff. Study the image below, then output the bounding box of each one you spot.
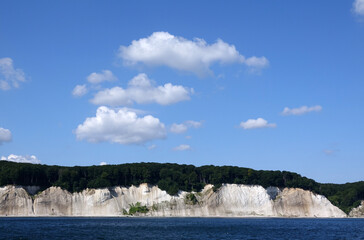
[123,202,149,215]
[185,193,198,205]
[0,161,363,213]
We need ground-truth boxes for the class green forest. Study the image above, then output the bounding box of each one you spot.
[0,161,363,214]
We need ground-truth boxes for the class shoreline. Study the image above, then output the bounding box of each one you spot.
[1,215,362,219]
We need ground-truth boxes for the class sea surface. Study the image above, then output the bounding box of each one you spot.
[0,217,363,240]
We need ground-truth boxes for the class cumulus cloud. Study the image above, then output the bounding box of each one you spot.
[1,154,40,164]
[91,73,192,106]
[173,144,191,151]
[75,106,166,145]
[100,161,108,166]
[170,120,203,134]
[118,32,268,76]
[353,0,364,15]
[0,127,12,145]
[240,118,276,130]
[72,84,88,97]
[245,56,269,68]
[245,56,270,73]
[282,105,322,116]
[0,58,26,90]
[87,70,117,84]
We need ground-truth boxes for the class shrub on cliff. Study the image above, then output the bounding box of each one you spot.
[126,202,149,215]
[185,193,198,205]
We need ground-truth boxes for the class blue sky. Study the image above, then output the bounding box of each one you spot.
[1,0,364,183]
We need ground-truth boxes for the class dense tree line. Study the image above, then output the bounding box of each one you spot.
[0,161,362,213]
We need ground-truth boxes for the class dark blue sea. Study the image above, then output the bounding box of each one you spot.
[0,217,363,240]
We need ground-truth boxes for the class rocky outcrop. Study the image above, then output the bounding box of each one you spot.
[0,186,33,216]
[34,187,72,216]
[0,184,347,217]
[349,201,364,217]
[273,188,345,217]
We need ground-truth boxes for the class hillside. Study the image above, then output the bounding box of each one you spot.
[0,161,363,213]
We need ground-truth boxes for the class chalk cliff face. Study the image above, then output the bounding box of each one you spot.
[272,188,345,217]
[349,201,364,217]
[0,186,33,216]
[0,184,347,217]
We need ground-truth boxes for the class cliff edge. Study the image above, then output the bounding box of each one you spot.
[349,201,364,217]
[0,184,347,217]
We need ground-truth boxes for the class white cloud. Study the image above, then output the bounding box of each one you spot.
[91,73,192,106]
[170,123,188,134]
[0,127,12,145]
[1,154,40,164]
[282,105,322,116]
[100,161,108,166]
[75,106,166,145]
[87,70,117,84]
[118,32,268,76]
[245,56,269,68]
[173,144,191,151]
[245,56,270,73]
[72,84,88,97]
[185,120,202,128]
[147,144,157,150]
[0,58,26,90]
[353,0,364,15]
[240,118,276,130]
[170,120,203,134]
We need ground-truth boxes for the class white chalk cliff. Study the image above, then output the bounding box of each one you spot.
[0,184,346,217]
[349,201,364,217]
